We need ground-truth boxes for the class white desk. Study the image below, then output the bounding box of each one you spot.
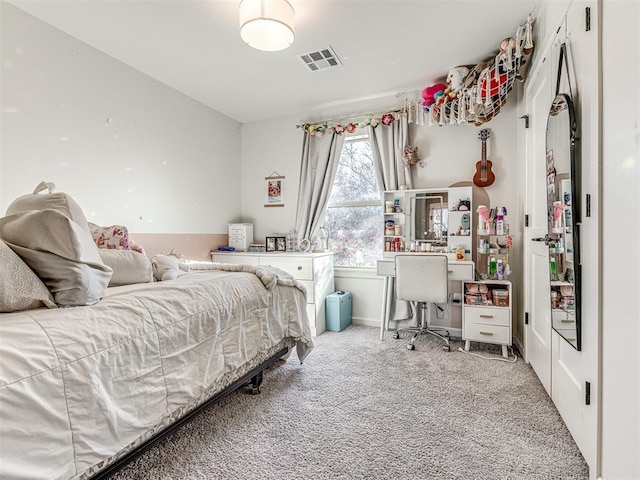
[376,255,475,340]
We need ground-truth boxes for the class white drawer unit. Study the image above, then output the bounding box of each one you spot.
[462,280,512,358]
[447,262,474,280]
[211,251,334,337]
[228,223,253,251]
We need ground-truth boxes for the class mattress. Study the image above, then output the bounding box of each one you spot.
[0,269,312,480]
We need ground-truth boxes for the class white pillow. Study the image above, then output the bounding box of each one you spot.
[0,239,56,312]
[0,209,112,306]
[98,249,153,286]
[6,181,91,235]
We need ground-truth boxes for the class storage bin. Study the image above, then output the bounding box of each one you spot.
[493,289,509,307]
[325,291,352,332]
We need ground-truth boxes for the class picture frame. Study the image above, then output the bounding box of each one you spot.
[264,174,285,207]
[276,236,286,252]
[265,237,276,252]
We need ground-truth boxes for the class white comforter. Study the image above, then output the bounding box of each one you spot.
[0,269,312,480]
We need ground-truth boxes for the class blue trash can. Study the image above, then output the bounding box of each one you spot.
[325,291,352,332]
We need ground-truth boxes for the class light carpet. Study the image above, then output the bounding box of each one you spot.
[110,325,588,480]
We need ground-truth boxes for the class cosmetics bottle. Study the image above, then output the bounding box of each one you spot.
[489,257,497,277]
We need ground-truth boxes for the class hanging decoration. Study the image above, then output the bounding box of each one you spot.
[422,15,535,127]
[297,108,406,137]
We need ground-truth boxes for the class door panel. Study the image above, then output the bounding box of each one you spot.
[525,55,553,394]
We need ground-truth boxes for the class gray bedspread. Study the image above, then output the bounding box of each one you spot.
[0,269,312,480]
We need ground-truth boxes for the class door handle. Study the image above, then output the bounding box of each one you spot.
[532,235,553,245]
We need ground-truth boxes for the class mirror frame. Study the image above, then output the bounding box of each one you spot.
[546,92,582,350]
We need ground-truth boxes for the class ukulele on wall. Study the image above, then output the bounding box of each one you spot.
[473,129,495,187]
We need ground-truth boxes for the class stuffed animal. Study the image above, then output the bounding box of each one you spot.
[151,253,189,281]
[445,66,470,98]
[421,83,447,109]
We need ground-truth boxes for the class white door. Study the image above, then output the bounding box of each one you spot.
[524,53,553,395]
[549,1,599,471]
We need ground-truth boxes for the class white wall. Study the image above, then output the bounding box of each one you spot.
[0,2,241,234]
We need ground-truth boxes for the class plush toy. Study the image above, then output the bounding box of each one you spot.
[151,253,189,281]
[445,66,470,98]
[421,83,447,109]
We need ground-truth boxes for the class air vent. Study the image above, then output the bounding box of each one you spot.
[298,46,342,72]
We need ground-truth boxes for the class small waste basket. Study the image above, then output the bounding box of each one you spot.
[325,291,352,332]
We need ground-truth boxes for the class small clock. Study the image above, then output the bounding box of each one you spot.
[299,238,311,253]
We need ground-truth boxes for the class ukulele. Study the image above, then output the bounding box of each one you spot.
[473,129,495,187]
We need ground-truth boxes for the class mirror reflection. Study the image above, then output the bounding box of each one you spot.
[411,194,448,245]
[545,93,581,350]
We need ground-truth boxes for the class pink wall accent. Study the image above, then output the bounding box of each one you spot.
[131,233,227,261]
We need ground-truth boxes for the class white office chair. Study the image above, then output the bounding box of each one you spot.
[393,254,451,351]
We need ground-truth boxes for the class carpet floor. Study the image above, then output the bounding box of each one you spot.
[110,325,588,480]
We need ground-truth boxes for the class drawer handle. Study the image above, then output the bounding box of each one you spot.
[479,331,494,336]
[448,270,453,273]
[298,266,302,270]
[479,314,494,319]
[561,319,575,324]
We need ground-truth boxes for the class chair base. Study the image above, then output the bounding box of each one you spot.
[393,326,451,352]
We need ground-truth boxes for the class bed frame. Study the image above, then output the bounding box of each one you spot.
[91,346,290,479]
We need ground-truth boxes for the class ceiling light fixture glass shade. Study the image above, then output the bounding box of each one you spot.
[239,0,295,52]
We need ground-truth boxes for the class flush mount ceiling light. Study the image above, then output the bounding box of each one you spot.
[239,0,295,52]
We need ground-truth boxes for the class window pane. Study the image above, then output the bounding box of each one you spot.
[329,140,379,203]
[325,205,383,267]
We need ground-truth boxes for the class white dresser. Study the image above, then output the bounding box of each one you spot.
[211,251,334,337]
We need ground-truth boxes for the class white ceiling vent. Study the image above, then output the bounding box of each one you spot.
[298,46,342,72]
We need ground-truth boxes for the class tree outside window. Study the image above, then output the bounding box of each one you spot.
[325,135,383,267]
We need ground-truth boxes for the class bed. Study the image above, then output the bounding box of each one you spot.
[0,265,312,480]
[0,183,312,480]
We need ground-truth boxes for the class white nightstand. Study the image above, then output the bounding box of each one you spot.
[462,280,512,357]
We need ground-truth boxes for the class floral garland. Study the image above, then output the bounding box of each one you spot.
[300,111,402,137]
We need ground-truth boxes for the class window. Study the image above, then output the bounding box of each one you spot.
[325,134,383,267]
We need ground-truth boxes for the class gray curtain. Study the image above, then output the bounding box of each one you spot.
[368,113,412,192]
[367,113,412,321]
[294,130,345,245]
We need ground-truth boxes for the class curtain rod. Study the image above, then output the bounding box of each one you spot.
[295,105,409,129]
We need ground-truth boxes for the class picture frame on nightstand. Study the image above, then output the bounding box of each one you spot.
[265,237,276,252]
[276,236,286,252]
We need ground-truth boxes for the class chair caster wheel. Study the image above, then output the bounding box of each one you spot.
[393,333,400,339]
[407,344,415,351]
[443,346,450,352]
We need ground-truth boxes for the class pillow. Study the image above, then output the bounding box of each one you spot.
[0,209,112,306]
[89,223,131,250]
[6,181,91,235]
[0,239,56,312]
[98,249,153,286]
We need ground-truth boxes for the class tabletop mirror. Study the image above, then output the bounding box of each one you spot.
[545,91,581,350]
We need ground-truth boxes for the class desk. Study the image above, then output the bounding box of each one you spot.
[376,255,475,340]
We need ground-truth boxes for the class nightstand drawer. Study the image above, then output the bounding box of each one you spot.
[447,263,474,280]
[464,323,510,345]
[464,306,510,327]
[212,254,259,265]
[259,256,313,280]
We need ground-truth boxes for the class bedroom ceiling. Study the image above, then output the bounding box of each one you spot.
[6,0,538,124]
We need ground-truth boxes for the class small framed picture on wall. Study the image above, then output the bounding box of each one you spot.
[264,173,285,207]
[265,237,276,252]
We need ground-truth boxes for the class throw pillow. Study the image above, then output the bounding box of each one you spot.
[89,223,131,250]
[98,249,153,286]
[5,181,92,235]
[0,209,112,306]
[0,239,56,312]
